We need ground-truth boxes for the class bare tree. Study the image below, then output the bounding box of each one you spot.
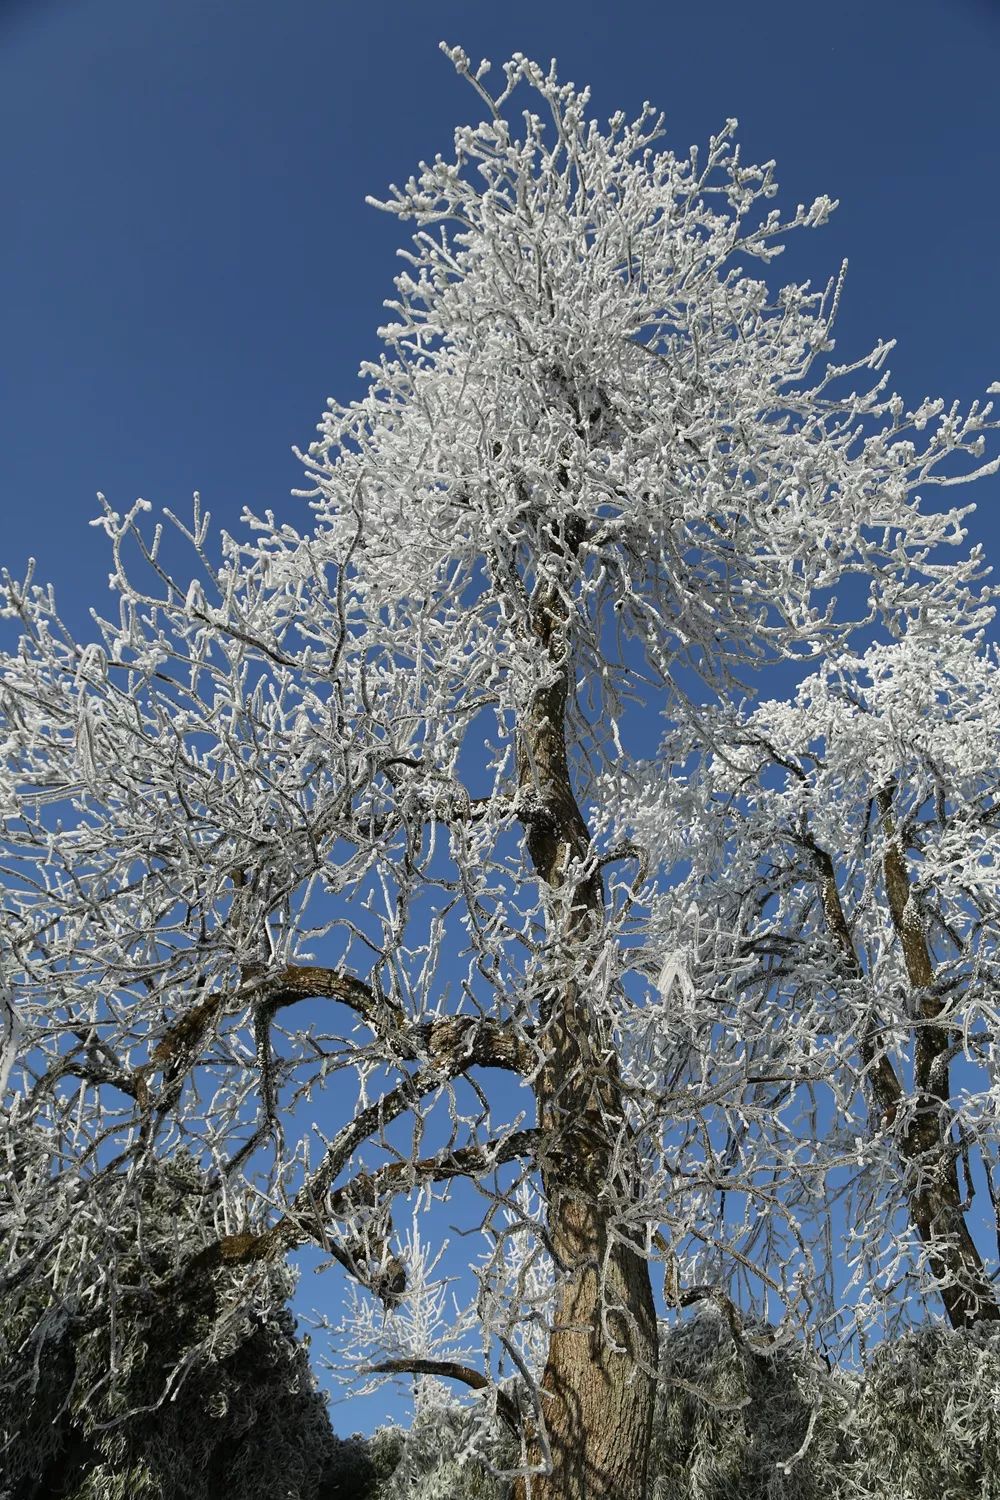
[1,46,997,1498]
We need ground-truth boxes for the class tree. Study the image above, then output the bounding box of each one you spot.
[846,1320,1000,1499]
[609,626,1000,1340]
[652,1310,1000,1500]
[1,44,997,1499]
[651,1307,853,1500]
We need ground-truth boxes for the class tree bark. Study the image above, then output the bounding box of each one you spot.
[874,788,999,1329]
[515,1189,658,1500]
[814,815,999,1331]
[512,559,658,1499]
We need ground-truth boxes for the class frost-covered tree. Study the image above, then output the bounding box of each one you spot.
[1,45,998,1500]
[610,627,1000,1340]
[365,1403,516,1500]
[847,1321,1000,1499]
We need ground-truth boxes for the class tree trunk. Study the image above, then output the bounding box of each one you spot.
[875,788,999,1329]
[514,1192,658,1500]
[817,809,999,1331]
[512,555,658,1498]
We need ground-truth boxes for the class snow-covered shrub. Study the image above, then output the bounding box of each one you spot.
[648,1312,1000,1500]
[369,1398,514,1500]
[336,1318,1000,1500]
[649,1307,855,1500]
[845,1323,1000,1500]
[0,1157,365,1500]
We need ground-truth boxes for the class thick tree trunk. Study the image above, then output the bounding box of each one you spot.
[512,556,658,1498]
[514,1192,658,1500]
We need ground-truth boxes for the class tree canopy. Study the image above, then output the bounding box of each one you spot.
[1,44,998,1499]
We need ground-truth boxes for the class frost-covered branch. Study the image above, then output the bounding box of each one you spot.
[3,42,999,1498]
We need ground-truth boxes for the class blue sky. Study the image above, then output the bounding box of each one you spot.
[3,0,999,1437]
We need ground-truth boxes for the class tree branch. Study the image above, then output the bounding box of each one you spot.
[364,1357,522,1436]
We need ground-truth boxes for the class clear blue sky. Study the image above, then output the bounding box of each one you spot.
[3,0,998,1436]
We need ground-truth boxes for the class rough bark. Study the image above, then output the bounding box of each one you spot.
[512,553,658,1499]
[516,1190,658,1500]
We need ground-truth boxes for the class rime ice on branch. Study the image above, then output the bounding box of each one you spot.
[1,44,998,1500]
[609,628,1000,1337]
